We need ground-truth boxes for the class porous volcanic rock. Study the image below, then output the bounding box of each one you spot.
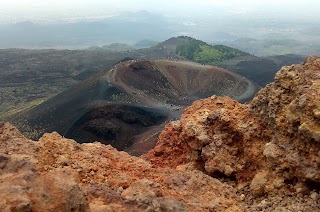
[144,56,320,201]
[143,96,267,182]
[250,56,320,184]
[0,122,243,211]
[1,57,320,211]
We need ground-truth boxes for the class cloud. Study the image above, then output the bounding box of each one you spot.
[0,0,319,23]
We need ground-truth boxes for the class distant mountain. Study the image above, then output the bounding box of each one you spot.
[174,36,250,64]
[224,37,320,56]
[87,43,136,52]
[155,36,250,63]
[134,39,159,48]
[155,37,306,86]
[154,37,190,51]
[1,8,319,56]
[86,40,159,51]
[0,36,305,120]
[0,11,174,49]
[219,54,306,86]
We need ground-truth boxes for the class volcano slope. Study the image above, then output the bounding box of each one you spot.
[9,59,259,155]
[1,57,319,211]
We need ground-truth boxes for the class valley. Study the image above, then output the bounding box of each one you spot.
[7,58,259,155]
[0,36,306,155]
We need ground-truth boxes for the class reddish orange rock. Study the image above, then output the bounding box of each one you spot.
[144,96,267,182]
[1,57,320,211]
[145,56,320,198]
[0,123,243,211]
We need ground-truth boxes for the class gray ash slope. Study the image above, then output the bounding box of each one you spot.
[9,59,259,155]
[0,36,305,118]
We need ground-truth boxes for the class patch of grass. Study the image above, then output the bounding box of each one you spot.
[176,36,250,64]
[0,98,47,120]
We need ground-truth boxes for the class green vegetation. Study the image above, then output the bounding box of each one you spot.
[176,36,250,64]
[0,37,305,121]
[0,98,47,120]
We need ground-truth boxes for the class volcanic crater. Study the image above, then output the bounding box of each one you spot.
[10,59,259,155]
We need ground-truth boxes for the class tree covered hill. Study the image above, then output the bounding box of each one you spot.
[175,36,251,64]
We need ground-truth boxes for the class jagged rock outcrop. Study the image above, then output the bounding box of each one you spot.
[250,56,320,184]
[0,154,88,212]
[144,56,320,200]
[1,57,320,211]
[0,122,242,211]
[143,97,267,183]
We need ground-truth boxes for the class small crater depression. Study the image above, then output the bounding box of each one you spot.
[64,105,168,151]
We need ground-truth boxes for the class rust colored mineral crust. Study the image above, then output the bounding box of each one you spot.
[0,122,242,211]
[144,56,320,197]
[1,57,320,211]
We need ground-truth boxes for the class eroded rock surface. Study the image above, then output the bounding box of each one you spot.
[0,122,242,212]
[250,56,320,184]
[144,57,320,210]
[1,57,320,211]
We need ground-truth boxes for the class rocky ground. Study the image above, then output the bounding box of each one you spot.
[1,57,320,211]
[0,122,242,211]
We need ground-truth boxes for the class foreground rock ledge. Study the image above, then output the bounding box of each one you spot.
[144,57,320,198]
[1,57,320,211]
[0,122,242,211]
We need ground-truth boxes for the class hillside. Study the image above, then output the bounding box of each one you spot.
[174,36,250,64]
[0,37,305,120]
[8,59,259,156]
[0,46,177,119]
[218,54,306,86]
[156,37,305,86]
[0,57,319,211]
[143,56,320,210]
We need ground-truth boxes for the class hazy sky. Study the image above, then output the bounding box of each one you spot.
[1,0,319,23]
